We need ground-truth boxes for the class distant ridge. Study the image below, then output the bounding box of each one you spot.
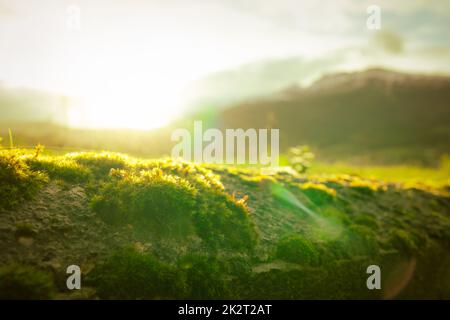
[0,85,68,125]
[219,69,450,165]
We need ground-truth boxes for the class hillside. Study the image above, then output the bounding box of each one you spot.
[0,85,67,124]
[219,69,450,165]
[2,69,449,167]
[1,150,449,299]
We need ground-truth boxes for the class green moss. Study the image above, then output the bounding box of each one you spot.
[88,250,238,299]
[25,156,91,183]
[343,225,380,257]
[0,264,56,299]
[353,215,380,230]
[2,150,448,299]
[275,234,319,265]
[14,223,37,238]
[410,230,428,249]
[131,159,227,196]
[310,161,450,189]
[0,152,47,209]
[238,257,381,299]
[192,190,257,251]
[90,164,258,251]
[177,254,230,299]
[67,152,131,178]
[298,182,336,206]
[91,168,197,235]
[319,206,350,225]
[87,248,184,299]
[308,174,387,194]
[388,228,419,255]
[240,174,276,187]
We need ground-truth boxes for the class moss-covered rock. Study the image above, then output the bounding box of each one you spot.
[0,264,55,299]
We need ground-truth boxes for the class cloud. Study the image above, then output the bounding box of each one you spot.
[186,52,353,108]
[1,0,449,104]
[187,30,450,109]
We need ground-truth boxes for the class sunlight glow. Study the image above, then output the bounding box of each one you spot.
[75,80,181,130]
[1,1,343,130]
[64,34,204,130]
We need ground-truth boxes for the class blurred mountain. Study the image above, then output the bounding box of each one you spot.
[2,68,449,166]
[219,68,450,165]
[185,55,346,110]
[0,84,68,124]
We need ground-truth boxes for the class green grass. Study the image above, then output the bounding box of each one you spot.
[309,159,450,189]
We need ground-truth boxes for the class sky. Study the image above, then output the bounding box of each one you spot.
[1,0,449,129]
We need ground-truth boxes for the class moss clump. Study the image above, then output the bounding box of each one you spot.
[91,168,197,236]
[88,250,238,299]
[388,228,419,255]
[239,174,276,187]
[177,254,230,299]
[67,152,131,178]
[298,182,336,206]
[275,234,319,265]
[25,156,91,183]
[91,164,258,251]
[309,174,387,194]
[0,152,47,209]
[320,206,350,225]
[348,178,387,194]
[14,223,38,239]
[240,258,379,299]
[343,225,380,257]
[23,151,135,182]
[192,190,257,251]
[0,264,56,299]
[87,249,184,299]
[353,215,380,230]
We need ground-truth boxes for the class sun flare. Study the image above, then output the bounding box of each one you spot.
[72,80,182,130]
[64,41,200,130]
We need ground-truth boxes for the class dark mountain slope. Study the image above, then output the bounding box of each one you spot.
[219,69,450,165]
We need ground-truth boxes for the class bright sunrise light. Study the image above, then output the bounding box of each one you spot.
[0,1,252,130]
[70,68,186,130]
[59,24,238,130]
[8,0,448,131]
[64,32,202,130]
[1,1,344,130]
